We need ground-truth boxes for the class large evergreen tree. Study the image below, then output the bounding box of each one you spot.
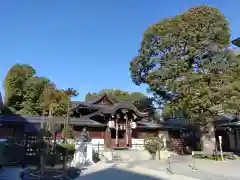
[130,5,233,151]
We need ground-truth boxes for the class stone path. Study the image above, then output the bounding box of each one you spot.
[0,167,22,180]
[2,157,240,180]
[112,149,152,162]
[79,166,167,180]
[118,156,240,180]
[0,163,115,180]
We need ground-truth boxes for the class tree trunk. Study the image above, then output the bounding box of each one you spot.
[200,124,216,153]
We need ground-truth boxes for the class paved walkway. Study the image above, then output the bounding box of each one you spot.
[2,158,240,180]
[117,156,240,180]
[0,167,22,180]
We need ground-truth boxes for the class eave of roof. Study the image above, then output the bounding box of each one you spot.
[218,121,240,127]
[88,93,117,104]
[0,115,105,126]
[72,101,148,118]
[0,115,195,130]
[71,101,81,109]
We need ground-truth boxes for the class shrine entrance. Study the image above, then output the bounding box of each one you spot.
[106,109,137,149]
[110,128,127,148]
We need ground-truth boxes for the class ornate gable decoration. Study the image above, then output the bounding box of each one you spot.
[90,93,117,105]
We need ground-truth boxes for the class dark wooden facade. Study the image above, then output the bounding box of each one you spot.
[70,93,159,148]
[0,94,160,149]
[0,94,199,152]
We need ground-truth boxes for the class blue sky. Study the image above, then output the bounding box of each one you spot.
[0,0,239,100]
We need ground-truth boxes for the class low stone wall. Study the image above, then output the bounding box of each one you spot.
[91,139,105,151]
[65,138,147,150]
[132,139,145,150]
[64,138,105,151]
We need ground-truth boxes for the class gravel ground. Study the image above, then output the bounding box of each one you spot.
[121,156,240,180]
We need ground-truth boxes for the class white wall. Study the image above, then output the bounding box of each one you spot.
[64,138,148,150]
[91,138,105,151]
[131,131,169,150]
[61,138,104,151]
[131,138,145,150]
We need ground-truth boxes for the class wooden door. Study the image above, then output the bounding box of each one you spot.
[109,129,127,148]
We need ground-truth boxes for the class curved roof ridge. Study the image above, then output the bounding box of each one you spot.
[86,93,117,104]
[102,102,148,117]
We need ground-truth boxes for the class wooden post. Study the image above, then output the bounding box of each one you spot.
[116,119,118,146]
[41,112,45,129]
[105,127,109,148]
[125,118,128,146]
[63,116,66,142]
[219,136,224,161]
[129,128,132,147]
[236,129,240,149]
[65,96,70,140]
[191,151,197,170]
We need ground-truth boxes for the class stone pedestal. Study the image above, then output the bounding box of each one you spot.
[86,143,93,164]
[70,142,86,168]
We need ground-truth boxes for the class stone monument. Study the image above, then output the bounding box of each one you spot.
[71,128,93,169]
[77,128,90,142]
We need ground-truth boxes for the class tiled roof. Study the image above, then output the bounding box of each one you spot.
[73,101,148,117]
[71,101,81,109]
[137,121,160,128]
[87,93,117,104]
[0,115,104,126]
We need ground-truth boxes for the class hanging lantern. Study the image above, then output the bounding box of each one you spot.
[107,121,115,128]
[130,122,137,129]
[133,114,137,120]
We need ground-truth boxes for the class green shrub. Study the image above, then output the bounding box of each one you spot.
[61,126,74,139]
[54,143,75,165]
[60,143,75,151]
[144,137,164,155]
[92,151,100,163]
[57,143,75,155]
[193,154,238,161]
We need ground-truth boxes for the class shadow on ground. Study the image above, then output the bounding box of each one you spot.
[80,167,165,180]
[0,167,22,180]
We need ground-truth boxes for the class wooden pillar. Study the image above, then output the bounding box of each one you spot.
[125,119,132,148]
[229,130,235,150]
[105,128,111,148]
[116,119,118,146]
[125,118,128,147]
[236,129,240,150]
[128,128,132,147]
